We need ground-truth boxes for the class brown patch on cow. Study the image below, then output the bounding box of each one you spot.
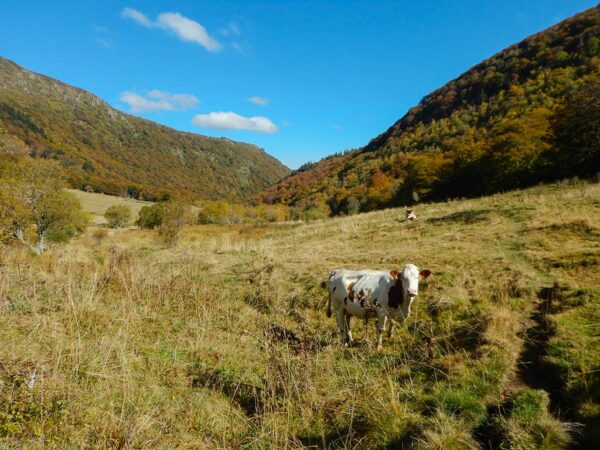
[388,279,404,309]
[347,282,355,301]
[390,270,399,279]
[357,289,366,307]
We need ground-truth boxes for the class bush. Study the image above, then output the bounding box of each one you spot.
[197,201,231,225]
[91,228,108,245]
[345,197,361,215]
[158,200,193,246]
[136,204,163,229]
[104,205,132,228]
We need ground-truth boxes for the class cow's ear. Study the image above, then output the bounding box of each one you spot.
[390,270,399,279]
[419,270,432,280]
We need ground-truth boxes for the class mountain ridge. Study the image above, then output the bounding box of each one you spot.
[0,56,289,201]
[260,5,600,215]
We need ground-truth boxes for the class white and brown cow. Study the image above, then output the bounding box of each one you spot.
[328,265,431,350]
[406,209,417,221]
[327,269,388,344]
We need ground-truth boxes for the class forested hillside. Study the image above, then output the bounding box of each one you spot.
[0,57,289,201]
[260,5,600,216]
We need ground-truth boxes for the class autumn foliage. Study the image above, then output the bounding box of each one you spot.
[260,6,600,216]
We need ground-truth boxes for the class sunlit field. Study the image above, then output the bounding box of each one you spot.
[68,190,152,225]
[2,180,599,449]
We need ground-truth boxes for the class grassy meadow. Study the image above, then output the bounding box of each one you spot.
[1,180,599,449]
[68,190,151,225]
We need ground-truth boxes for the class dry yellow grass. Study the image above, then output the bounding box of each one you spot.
[1,180,599,448]
[68,189,152,225]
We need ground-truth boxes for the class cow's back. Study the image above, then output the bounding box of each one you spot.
[351,273,395,306]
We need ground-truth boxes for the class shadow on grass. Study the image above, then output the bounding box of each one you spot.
[190,364,263,416]
[426,209,491,225]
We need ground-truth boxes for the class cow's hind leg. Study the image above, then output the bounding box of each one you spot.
[345,313,354,345]
[387,318,396,339]
[334,309,347,345]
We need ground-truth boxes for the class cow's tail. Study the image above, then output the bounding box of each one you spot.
[324,271,335,318]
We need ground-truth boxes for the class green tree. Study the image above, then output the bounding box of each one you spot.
[550,77,600,178]
[159,200,192,246]
[197,201,230,225]
[0,157,89,254]
[345,197,361,215]
[136,204,164,229]
[104,205,132,228]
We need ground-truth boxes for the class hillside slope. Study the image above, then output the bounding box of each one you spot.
[261,5,600,215]
[0,57,289,201]
[1,179,598,448]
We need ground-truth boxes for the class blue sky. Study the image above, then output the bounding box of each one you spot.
[1,1,597,168]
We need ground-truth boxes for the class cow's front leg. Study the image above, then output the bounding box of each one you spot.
[345,313,354,345]
[376,315,388,351]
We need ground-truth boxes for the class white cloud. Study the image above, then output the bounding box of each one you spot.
[147,90,199,109]
[157,12,221,52]
[192,112,278,133]
[248,96,268,106]
[121,8,221,52]
[122,7,153,28]
[120,90,199,113]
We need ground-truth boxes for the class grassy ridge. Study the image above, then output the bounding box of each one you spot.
[1,180,598,448]
[0,57,290,201]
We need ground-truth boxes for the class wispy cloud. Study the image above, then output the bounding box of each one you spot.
[248,96,268,106]
[120,90,199,113]
[122,7,153,28]
[157,12,221,52]
[192,112,278,133]
[92,24,113,48]
[95,37,112,49]
[92,25,110,33]
[219,21,240,36]
[122,7,221,52]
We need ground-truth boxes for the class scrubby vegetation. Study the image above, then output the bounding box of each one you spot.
[0,157,89,253]
[260,6,600,216]
[104,205,132,229]
[1,179,598,448]
[0,57,289,202]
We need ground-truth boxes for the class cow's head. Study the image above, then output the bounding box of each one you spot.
[399,264,431,302]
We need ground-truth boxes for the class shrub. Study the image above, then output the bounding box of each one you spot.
[136,204,163,229]
[91,228,108,245]
[345,197,361,215]
[158,200,193,246]
[104,205,132,229]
